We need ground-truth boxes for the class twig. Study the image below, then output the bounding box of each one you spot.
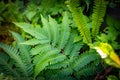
[94,66,114,80]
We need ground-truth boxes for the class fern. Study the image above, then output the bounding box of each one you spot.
[0,43,29,77]
[92,0,107,37]
[21,38,50,45]
[72,50,100,71]
[14,22,48,40]
[11,31,33,75]
[0,31,34,79]
[11,32,31,63]
[0,52,20,79]
[41,50,100,79]
[58,12,70,49]
[48,15,59,47]
[67,0,92,44]
[46,60,69,69]
[13,12,101,79]
[0,0,106,79]
[74,65,97,79]
[33,49,66,78]
[31,44,51,55]
[41,15,51,41]
[13,12,71,79]
[67,0,107,43]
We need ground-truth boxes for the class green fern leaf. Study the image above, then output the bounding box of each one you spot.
[11,31,33,75]
[0,53,20,78]
[48,15,59,47]
[34,49,63,78]
[11,31,31,63]
[75,65,96,79]
[69,42,83,62]
[67,0,92,44]
[21,38,50,45]
[49,54,66,65]
[41,15,51,41]
[46,60,69,69]
[92,0,107,37]
[30,44,51,55]
[0,43,28,77]
[57,67,73,76]
[64,35,74,55]
[72,51,100,71]
[58,12,70,49]
[14,22,47,40]
[33,50,59,75]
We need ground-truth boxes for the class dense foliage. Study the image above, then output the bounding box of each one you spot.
[0,0,120,80]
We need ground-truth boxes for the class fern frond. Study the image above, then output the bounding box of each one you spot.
[67,0,92,44]
[57,67,73,76]
[49,53,66,65]
[46,60,69,69]
[58,12,70,49]
[48,15,59,47]
[21,38,50,45]
[46,69,73,80]
[74,65,96,79]
[0,43,28,77]
[33,49,59,77]
[43,68,74,80]
[14,22,47,40]
[30,44,51,55]
[64,35,74,55]
[41,15,51,42]
[70,42,83,58]
[92,0,107,37]
[72,50,100,71]
[11,31,31,63]
[11,32,33,75]
[34,49,66,78]
[0,53,20,78]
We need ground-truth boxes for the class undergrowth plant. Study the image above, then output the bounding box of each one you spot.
[0,31,33,80]
[0,0,24,44]
[67,0,120,68]
[23,0,68,24]
[0,12,101,80]
[66,0,107,43]
[1,0,119,79]
[0,0,23,23]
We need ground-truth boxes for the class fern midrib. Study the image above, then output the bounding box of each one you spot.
[93,0,103,37]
